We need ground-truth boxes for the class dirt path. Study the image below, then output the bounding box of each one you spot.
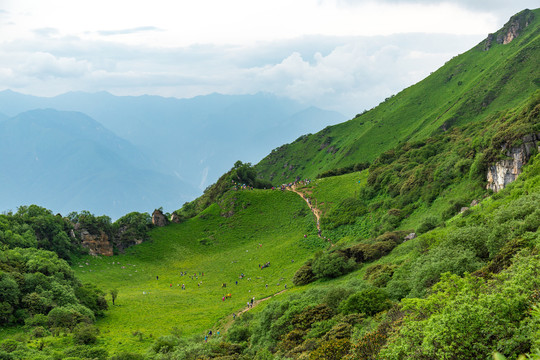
[219,289,288,333]
[288,185,322,235]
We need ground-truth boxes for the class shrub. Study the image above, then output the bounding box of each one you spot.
[364,263,397,287]
[322,287,354,311]
[312,252,356,279]
[339,288,390,316]
[417,215,439,234]
[109,353,145,360]
[292,260,316,286]
[72,322,98,345]
[227,326,251,343]
[152,335,180,354]
[445,226,489,259]
[309,338,351,360]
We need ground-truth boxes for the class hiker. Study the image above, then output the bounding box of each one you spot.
[235,280,238,285]
[156,276,159,280]
[233,313,236,319]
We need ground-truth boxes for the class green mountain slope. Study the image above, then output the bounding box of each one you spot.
[1,8,539,360]
[255,9,540,184]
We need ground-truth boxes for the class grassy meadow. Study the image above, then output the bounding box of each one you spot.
[72,189,327,353]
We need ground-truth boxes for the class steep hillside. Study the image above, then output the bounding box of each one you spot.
[255,9,540,184]
[0,109,196,218]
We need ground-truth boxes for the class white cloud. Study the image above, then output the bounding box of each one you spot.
[0,1,537,116]
[19,52,91,78]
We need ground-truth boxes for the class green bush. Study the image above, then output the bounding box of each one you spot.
[72,322,98,345]
[312,252,356,279]
[417,215,439,234]
[109,353,145,360]
[322,287,354,311]
[292,260,316,286]
[338,287,390,316]
[152,335,180,354]
[227,326,251,343]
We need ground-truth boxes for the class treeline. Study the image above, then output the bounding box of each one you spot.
[316,161,370,179]
[0,205,156,359]
[0,205,153,260]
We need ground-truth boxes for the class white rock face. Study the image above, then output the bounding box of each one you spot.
[486,134,539,192]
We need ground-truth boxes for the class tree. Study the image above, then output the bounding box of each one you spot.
[110,289,118,306]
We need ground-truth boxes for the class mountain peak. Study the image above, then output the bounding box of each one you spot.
[482,8,536,51]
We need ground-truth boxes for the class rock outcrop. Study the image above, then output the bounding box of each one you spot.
[483,9,535,51]
[486,133,540,192]
[170,213,182,223]
[80,229,113,256]
[152,209,168,227]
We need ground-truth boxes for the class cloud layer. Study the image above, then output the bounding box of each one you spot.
[0,0,538,116]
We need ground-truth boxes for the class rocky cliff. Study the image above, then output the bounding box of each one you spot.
[486,133,540,192]
[483,9,535,50]
[79,229,114,256]
[152,209,168,227]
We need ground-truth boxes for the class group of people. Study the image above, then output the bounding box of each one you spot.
[259,262,270,269]
[231,180,254,191]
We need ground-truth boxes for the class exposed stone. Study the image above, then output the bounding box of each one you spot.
[404,233,417,241]
[152,209,168,227]
[486,134,540,192]
[170,213,182,223]
[460,207,470,214]
[80,229,113,256]
[470,199,479,207]
[69,229,76,238]
[483,9,534,51]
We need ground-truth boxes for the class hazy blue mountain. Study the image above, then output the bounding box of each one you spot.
[0,91,346,190]
[0,109,197,219]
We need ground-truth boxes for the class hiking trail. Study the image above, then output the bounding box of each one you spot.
[288,185,322,234]
[220,289,288,333]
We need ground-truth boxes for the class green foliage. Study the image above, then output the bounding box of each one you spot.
[363,263,397,287]
[309,338,351,360]
[382,253,540,360]
[63,345,108,360]
[316,162,370,179]
[113,212,153,249]
[322,287,354,311]
[312,252,356,279]
[292,260,316,286]
[151,335,180,354]
[321,197,367,229]
[339,287,390,316]
[110,288,118,306]
[175,161,274,219]
[72,322,99,345]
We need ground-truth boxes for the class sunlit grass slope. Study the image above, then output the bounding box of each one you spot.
[256,8,540,184]
[74,189,326,353]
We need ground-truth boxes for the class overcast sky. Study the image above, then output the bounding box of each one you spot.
[0,0,538,116]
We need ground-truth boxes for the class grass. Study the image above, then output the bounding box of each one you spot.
[70,189,325,354]
[255,8,540,185]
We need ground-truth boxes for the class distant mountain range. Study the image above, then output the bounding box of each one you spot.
[0,91,345,218]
